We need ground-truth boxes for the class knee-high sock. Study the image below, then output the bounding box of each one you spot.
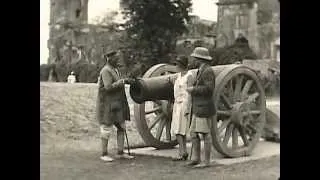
[203,133,211,164]
[117,129,125,154]
[182,135,187,155]
[191,132,200,162]
[101,138,109,156]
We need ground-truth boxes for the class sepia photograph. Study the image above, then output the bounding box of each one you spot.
[40,0,280,179]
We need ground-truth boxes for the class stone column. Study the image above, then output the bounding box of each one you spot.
[247,2,260,58]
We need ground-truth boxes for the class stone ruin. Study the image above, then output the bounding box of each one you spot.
[47,0,124,66]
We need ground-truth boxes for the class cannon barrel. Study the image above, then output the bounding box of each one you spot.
[129,64,243,104]
[129,74,176,103]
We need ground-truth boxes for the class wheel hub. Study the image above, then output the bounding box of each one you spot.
[230,102,250,126]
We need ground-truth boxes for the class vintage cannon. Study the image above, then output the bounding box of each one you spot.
[129,63,268,158]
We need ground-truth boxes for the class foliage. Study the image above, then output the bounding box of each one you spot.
[209,41,257,66]
[257,0,279,24]
[40,64,53,81]
[55,61,71,82]
[41,60,100,83]
[184,18,216,38]
[75,60,100,83]
[121,0,192,68]
[256,0,280,58]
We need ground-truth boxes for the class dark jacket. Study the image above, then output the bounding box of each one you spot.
[190,63,216,118]
[96,64,130,126]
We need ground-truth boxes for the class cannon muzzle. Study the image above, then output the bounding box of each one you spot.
[129,74,177,104]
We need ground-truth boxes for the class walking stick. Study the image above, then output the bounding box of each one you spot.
[124,129,131,155]
[188,112,193,161]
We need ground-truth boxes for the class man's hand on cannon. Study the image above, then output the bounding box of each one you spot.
[123,78,136,85]
[112,79,126,87]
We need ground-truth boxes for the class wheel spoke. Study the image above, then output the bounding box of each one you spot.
[250,110,261,115]
[228,78,234,97]
[245,92,260,104]
[241,80,253,101]
[156,118,166,140]
[232,127,239,149]
[247,112,261,125]
[233,75,244,102]
[238,126,249,146]
[148,113,164,130]
[223,124,234,145]
[218,118,231,135]
[243,110,261,116]
[217,110,232,116]
[146,106,161,114]
[221,93,233,109]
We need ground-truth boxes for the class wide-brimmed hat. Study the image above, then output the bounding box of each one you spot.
[190,47,212,61]
[173,55,188,68]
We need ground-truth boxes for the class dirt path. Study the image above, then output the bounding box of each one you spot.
[40,146,279,180]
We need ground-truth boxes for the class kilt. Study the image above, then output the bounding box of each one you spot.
[189,115,213,134]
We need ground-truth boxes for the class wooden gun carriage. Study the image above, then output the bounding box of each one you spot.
[129,63,277,158]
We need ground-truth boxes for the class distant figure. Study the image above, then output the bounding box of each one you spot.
[235,33,249,45]
[186,47,216,168]
[96,50,135,162]
[67,71,76,83]
[171,55,193,161]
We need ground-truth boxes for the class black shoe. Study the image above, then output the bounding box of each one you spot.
[185,160,200,166]
[172,153,188,161]
[192,162,211,168]
[182,153,188,160]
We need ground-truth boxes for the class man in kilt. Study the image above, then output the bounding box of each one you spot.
[96,50,135,162]
[186,47,216,168]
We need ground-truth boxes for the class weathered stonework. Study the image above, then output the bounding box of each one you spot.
[48,0,119,65]
[216,0,280,59]
[49,0,88,25]
[216,0,259,57]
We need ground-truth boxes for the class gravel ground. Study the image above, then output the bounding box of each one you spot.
[40,82,280,180]
[40,145,280,180]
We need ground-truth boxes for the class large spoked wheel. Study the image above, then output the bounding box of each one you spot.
[211,65,266,158]
[134,64,179,149]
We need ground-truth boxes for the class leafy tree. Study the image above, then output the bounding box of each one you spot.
[209,39,257,66]
[40,64,52,81]
[121,0,192,67]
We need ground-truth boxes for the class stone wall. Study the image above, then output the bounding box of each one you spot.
[50,0,88,25]
[48,23,123,66]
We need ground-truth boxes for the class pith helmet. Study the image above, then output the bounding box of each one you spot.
[190,47,212,61]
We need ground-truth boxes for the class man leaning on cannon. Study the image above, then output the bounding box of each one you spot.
[96,50,135,162]
[186,47,217,168]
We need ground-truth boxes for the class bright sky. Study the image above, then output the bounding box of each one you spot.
[40,0,218,64]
